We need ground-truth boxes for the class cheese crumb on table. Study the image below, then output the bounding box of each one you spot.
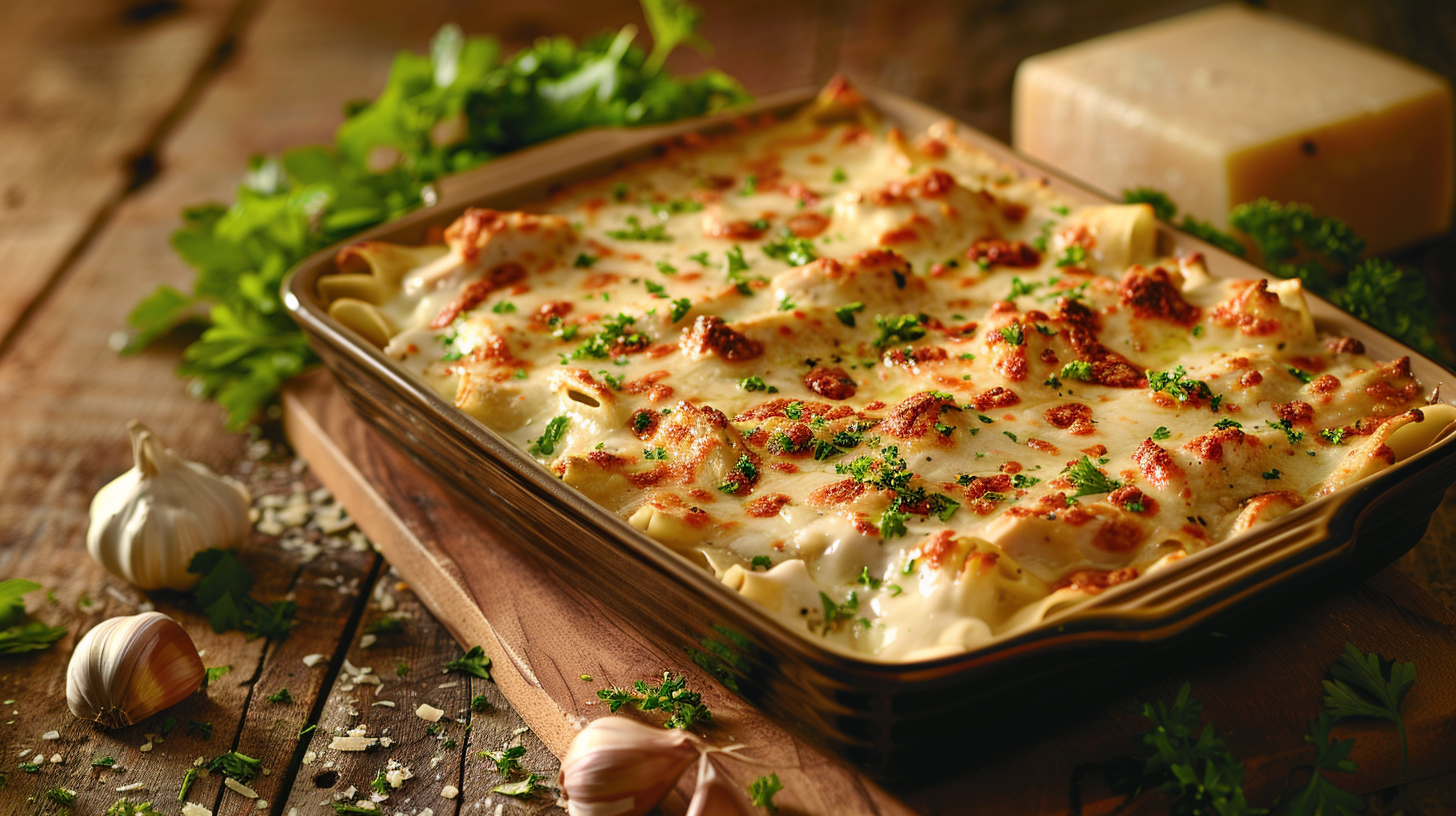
[1013,4,1453,254]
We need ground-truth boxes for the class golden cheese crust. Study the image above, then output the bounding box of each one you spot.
[339,91,1439,661]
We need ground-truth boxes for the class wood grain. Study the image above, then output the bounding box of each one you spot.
[0,0,251,348]
[283,370,1456,816]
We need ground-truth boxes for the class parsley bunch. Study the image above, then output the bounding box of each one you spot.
[1117,643,1416,816]
[1123,190,1441,358]
[126,4,749,428]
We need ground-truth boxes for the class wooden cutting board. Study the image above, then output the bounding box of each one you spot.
[281,371,1456,815]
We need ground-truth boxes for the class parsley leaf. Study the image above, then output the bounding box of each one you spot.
[1062,456,1121,498]
[873,314,927,348]
[834,302,866,327]
[444,645,492,679]
[528,415,570,456]
[188,550,297,640]
[748,773,784,814]
[206,751,263,783]
[606,214,669,241]
[480,744,527,776]
[1147,365,1215,405]
[1059,360,1092,381]
[0,579,66,654]
[1322,642,1416,770]
[669,297,692,323]
[763,233,818,267]
[492,773,546,798]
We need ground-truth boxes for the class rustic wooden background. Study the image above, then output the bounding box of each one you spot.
[1,1,1454,814]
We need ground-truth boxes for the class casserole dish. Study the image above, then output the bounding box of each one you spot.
[285,84,1456,778]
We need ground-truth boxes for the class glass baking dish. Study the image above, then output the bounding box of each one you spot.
[284,85,1456,779]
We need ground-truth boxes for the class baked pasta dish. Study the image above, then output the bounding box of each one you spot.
[318,81,1453,661]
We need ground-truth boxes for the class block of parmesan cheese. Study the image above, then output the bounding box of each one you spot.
[1013,4,1453,254]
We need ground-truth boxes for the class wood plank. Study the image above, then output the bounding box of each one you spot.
[283,371,1456,815]
[282,373,916,816]
[0,0,250,347]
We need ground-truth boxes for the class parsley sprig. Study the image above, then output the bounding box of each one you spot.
[1063,456,1121,498]
[125,8,749,428]
[596,671,711,729]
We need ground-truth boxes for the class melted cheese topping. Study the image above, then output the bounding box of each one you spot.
[341,91,1435,662]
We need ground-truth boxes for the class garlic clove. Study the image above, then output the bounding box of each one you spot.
[557,716,703,816]
[66,611,205,729]
[87,422,252,591]
[685,752,757,816]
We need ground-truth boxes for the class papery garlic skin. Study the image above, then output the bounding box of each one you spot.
[685,753,757,816]
[87,421,251,591]
[558,716,703,816]
[67,611,205,729]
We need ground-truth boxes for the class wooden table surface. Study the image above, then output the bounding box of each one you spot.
[1,1,1454,815]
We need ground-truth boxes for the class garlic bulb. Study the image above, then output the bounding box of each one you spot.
[558,716,703,816]
[67,612,205,729]
[87,421,251,591]
[685,753,756,816]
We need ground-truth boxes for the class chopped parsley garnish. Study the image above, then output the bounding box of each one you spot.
[763,232,818,266]
[1011,474,1040,489]
[784,401,804,420]
[998,324,1024,346]
[738,376,778,393]
[572,313,647,360]
[719,455,758,494]
[1063,456,1122,497]
[92,756,117,768]
[1192,325,1205,337]
[830,167,847,183]
[1055,244,1087,267]
[1059,360,1093,381]
[1268,419,1306,444]
[606,214,669,241]
[834,301,866,327]
[480,745,526,776]
[857,567,882,590]
[528,415,569,456]
[493,774,547,798]
[443,645,492,679]
[739,174,759,196]
[649,199,704,218]
[777,294,796,312]
[611,182,629,202]
[873,314,927,348]
[265,688,292,704]
[1003,430,1018,443]
[1147,365,1215,405]
[1007,277,1042,298]
[668,297,692,323]
[656,260,678,275]
[1262,469,1282,479]
[1287,365,1315,383]
[491,301,516,314]
[598,370,624,389]
[725,244,749,273]
[1152,426,1172,441]
[471,694,492,712]
[207,751,262,783]
[643,447,668,460]
[1320,427,1347,445]
[749,773,784,814]
[632,412,653,433]
[596,671,711,729]
[819,591,860,633]
[644,280,667,298]
[1213,417,1243,430]
[1031,220,1056,252]
[45,788,76,807]
[877,507,910,538]
[688,250,711,265]
[751,555,772,570]
[573,253,598,268]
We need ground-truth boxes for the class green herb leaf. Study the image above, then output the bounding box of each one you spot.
[748,773,784,814]
[444,645,492,679]
[1063,456,1121,498]
[1322,642,1416,770]
[528,415,570,456]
